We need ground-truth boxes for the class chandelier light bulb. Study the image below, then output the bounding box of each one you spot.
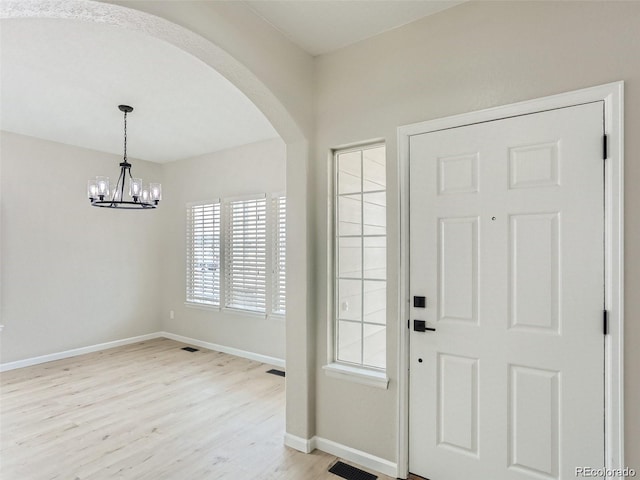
[87,180,98,199]
[96,176,110,199]
[130,178,142,199]
[150,183,162,203]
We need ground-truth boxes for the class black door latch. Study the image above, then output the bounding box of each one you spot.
[414,320,436,332]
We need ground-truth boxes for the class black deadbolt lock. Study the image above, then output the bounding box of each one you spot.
[413,296,426,308]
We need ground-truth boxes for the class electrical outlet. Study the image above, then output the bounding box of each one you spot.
[169,310,175,320]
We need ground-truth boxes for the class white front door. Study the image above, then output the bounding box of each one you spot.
[409,102,605,480]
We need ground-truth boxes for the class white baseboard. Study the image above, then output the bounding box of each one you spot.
[284,433,316,454]
[1,331,285,372]
[314,436,398,478]
[0,332,162,372]
[284,433,398,478]
[158,331,285,368]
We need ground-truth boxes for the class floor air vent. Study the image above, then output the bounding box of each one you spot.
[266,369,285,377]
[328,461,377,480]
[181,347,199,352]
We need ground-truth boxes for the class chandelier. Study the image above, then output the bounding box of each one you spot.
[87,105,161,209]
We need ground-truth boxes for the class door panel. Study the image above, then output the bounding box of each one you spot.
[438,217,478,324]
[437,352,479,455]
[409,102,604,480]
[509,212,560,333]
[508,365,560,478]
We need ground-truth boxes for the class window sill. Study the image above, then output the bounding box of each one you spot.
[322,363,389,389]
[183,303,285,320]
[184,302,221,312]
[222,307,266,319]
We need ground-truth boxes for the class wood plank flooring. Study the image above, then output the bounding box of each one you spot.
[0,338,395,480]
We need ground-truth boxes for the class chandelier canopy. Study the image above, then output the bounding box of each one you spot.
[87,105,161,209]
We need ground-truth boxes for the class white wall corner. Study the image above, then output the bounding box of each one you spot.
[284,433,316,454]
[314,436,398,478]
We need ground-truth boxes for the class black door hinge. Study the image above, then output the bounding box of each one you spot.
[603,134,608,160]
[603,310,609,335]
[408,319,410,329]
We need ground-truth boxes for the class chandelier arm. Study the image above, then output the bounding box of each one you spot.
[92,201,156,209]
[126,164,138,202]
[120,164,129,199]
[110,166,125,206]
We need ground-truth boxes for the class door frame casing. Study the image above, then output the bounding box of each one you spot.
[396,82,624,479]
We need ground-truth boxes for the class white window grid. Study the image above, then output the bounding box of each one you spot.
[334,143,387,370]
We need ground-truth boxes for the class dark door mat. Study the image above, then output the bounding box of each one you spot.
[181,347,199,352]
[266,368,286,377]
[329,461,377,480]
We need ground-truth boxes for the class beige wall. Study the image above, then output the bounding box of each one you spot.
[0,134,287,363]
[0,131,164,362]
[159,138,286,360]
[0,133,287,362]
[314,0,640,466]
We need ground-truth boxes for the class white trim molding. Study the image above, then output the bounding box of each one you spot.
[1,331,285,372]
[314,437,398,478]
[284,434,398,478]
[0,332,161,372]
[159,331,285,368]
[322,363,389,389]
[284,433,316,454]
[397,81,624,479]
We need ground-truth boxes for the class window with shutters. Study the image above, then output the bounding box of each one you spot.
[186,201,221,306]
[186,194,285,316]
[271,194,286,316]
[333,144,387,371]
[224,196,268,313]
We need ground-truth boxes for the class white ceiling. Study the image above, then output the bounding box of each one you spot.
[0,18,279,163]
[0,2,464,162]
[244,0,465,56]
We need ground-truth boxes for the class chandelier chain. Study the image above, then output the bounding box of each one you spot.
[123,110,128,162]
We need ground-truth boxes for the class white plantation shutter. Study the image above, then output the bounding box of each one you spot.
[186,202,221,305]
[225,197,267,312]
[271,195,286,315]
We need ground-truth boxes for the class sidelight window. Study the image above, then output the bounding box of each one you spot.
[333,144,387,370]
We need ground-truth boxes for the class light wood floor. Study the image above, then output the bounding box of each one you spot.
[1,338,397,480]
